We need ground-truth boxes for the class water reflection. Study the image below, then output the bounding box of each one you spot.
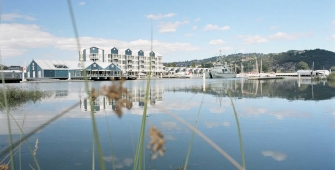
[165,79,335,101]
[80,85,163,112]
[73,79,335,114]
[1,79,334,169]
[261,150,287,161]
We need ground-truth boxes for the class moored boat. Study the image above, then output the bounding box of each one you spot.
[206,55,236,79]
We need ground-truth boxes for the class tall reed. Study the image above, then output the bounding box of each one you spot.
[0,111,40,170]
[228,90,246,170]
[154,105,244,170]
[67,0,106,169]
[183,94,205,170]
[133,21,154,170]
[0,3,15,167]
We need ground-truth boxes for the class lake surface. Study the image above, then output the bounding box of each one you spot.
[0,78,334,170]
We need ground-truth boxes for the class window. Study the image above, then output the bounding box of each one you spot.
[93,64,96,67]
[54,64,68,68]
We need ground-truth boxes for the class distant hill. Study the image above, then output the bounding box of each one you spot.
[164,49,335,73]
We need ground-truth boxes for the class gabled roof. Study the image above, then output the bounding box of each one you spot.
[33,60,83,70]
[32,60,115,70]
[144,51,162,57]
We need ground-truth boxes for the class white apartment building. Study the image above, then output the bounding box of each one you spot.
[79,46,163,76]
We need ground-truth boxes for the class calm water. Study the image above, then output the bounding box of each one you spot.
[0,78,334,170]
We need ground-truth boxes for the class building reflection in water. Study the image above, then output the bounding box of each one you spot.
[80,85,163,112]
[78,78,334,112]
[165,78,334,101]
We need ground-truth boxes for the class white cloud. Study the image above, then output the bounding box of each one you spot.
[243,107,268,115]
[185,33,194,37]
[161,122,182,131]
[0,24,56,57]
[2,13,36,21]
[238,32,310,45]
[268,32,311,40]
[222,122,230,127]
[332,20,335,25]
[241,106,310,120]
[209,39,225,45]
[239,35,268,44]
[269,32,295,40]
[204,122,221,128]
[103,156,133,169]
[192,26,197,30]
[204,121,230,128]
[165,135,176,140]
[0,23,198,58]
[269,26,278,30]
[147,13,176,20]
[261,150,287,161]
[195,18,200,22]
[256,17,264,22]
[210,107,225,113]
[332,34,335,38]
[157,21,189,33]
[78,2,86,5]
[204,24,230,31]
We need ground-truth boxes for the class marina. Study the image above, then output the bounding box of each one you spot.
[0,78,334,169]
[1,1,335,169]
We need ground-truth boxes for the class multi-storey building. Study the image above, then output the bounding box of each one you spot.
[80,46,163,77]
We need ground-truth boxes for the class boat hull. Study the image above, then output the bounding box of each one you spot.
[206,72,236,78]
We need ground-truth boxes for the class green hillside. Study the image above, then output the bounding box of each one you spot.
[164,49,335,73]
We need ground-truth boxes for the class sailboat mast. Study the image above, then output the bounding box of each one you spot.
[259,58,262,73]
[234,63,236,73]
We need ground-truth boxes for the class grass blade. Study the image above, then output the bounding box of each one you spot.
[8,112,40,170]
[0,102,80,158]
[133,20,154,170]
[66,1,105,169]
[104,112,115,170]
[183,94,205,170]
[228,90,246,170]
[154,105,244,170]
[0,3,15,169]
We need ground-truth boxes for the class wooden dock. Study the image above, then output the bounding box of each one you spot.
[247,77,284,80]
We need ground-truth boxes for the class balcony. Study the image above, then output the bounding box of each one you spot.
[89,54,100,60]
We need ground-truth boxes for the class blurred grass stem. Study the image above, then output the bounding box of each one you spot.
[67,0,106,169]
[154,105,244,170]
[228,91,246,170]
[183,94,205,170]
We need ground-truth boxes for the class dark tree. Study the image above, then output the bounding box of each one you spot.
[296,61,310,70]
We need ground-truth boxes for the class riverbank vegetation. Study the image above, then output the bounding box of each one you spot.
[327,72,335,81]
[165,49,335,73]
[0,86,51,111]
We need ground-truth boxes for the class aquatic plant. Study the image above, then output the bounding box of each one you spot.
[91,78,131,117]
[0,164,8,170]
[0,86,51,111]
[327,72,335,81]
[148,125,165,160]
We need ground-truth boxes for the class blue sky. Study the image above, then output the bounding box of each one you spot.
[0,0,334,65]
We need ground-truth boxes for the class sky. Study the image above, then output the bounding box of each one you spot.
[0,0,334,65]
